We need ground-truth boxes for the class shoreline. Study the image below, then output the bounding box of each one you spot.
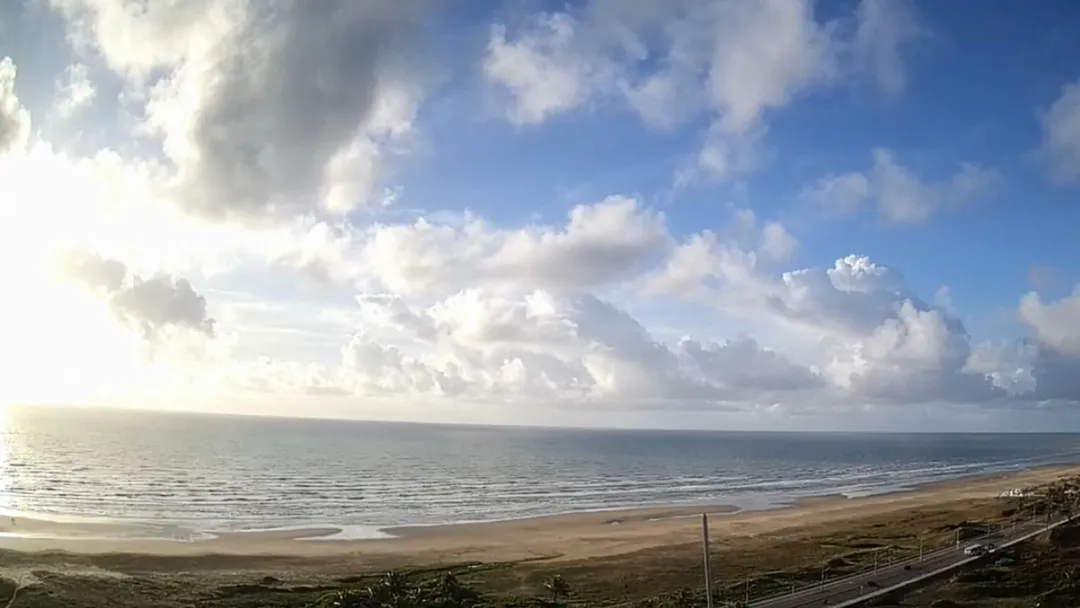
[0,463,1074,560]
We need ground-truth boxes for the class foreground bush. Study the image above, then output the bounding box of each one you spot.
[309,571,493,608]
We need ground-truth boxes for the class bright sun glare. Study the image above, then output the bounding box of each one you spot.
[0,240,145,407]
[0,146,170,407]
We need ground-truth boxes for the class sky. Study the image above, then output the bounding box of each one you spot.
[1,0,1080,432]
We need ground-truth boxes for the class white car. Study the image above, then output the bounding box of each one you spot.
[964,544,989,556]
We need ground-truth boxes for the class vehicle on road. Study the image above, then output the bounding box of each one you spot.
[963,543,989,556]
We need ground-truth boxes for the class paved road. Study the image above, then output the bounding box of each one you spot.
[751,520,1048,608]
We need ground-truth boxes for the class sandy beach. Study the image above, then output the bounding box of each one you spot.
[0,464,1074,564]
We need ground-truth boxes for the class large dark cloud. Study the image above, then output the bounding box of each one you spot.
[175,1,434,221]
[53,0,437,222]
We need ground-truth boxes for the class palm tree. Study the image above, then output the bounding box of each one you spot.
[435,571,478,607]
[365,571,415,608]
[671,588,694,608]
[544,574,571,604]
[438,572,463,598]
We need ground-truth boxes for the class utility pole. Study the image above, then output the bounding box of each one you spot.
[702,514,713,608]
[955,528,961,548]
[874,549,879,571]
[744,578,750,605]
[919,537,924,561]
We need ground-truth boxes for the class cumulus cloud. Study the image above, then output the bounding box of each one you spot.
[1039,78,1080,184]
[483,13,615,126]
[678,336,822,392]
[0,57,31,155]
[965,341,1036,396]
[640,207,798,297]
[637,217,1080,409]
[51,0,433,222]
[483,0,927,181]
[645,235,1011,404]
[1020,287,1080,357]
[820,300,996,403]
[62,251,215,340]
[53,63,96,119]
[853,0,927,96]
[802,149,1000,222]
[760,222,798,262]
[296,200,1080,411]
[801,172,870,215]
[317,253,1080,410]
[336,289,818,406]
[281,195,671,296]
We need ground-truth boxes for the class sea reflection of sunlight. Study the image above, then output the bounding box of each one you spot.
[0,408,11,515]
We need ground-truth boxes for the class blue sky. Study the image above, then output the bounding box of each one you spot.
[392,0,1080,340]
[1,0,1080,430]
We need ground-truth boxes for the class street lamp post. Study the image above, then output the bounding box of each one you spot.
[701,514,713,608]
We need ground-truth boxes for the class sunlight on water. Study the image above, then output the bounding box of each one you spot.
[0,406,11,514]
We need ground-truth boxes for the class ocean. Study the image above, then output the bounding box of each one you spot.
[2,406,1078,540]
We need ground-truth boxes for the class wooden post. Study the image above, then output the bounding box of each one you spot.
[702,514,713,608]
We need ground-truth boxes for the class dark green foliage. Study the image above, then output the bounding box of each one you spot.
[308,571,494,608]
[543,575,571,604]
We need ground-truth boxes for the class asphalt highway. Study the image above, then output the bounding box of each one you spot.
[750,520,1049,608]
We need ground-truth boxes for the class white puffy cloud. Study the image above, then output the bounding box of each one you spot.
[53,63,96,119]
[640,207,798,297]
[293,195,672,296]
[820,300,995,403]
[264,249,1080,411]
[678,336,822,392]
[0,57,31,155]
[51,0,433,222]
[802,149,1000,222]
[483,0,927,180]
[853,0,927,96]
[1039,78,1080,184]
[483,13,616,126]
[334,289,819,406]
[760,221,798,262]
[638,217,1080,409]
[769,255,916,335]
[645,237,1011,404]
[694,0,838,178]
[1020,287,1080,357]
[965,341,1037,396]
[236,206,1080,413]
[801,172,870,215]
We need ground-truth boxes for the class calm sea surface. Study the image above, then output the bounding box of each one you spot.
[2,406,1078,539]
